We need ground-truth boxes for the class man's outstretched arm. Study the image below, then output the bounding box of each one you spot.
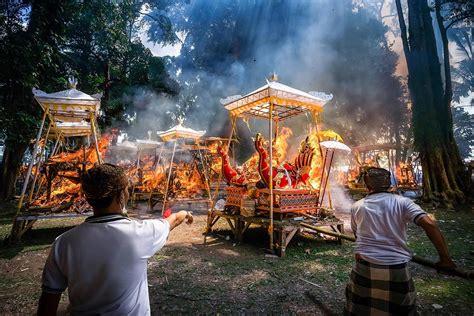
[165,210,193,230]
[417,215,456,268]
[37,292,61,316]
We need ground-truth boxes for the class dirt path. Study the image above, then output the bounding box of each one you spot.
[148,209,350,315]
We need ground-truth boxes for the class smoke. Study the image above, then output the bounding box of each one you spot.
[162,2,345,158]
[320,154,355,213]
[114,1,404,203]
[121,0,404,150]
[121,87,181,140]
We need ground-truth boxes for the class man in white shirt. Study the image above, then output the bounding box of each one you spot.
[37,163,193,315]
[345,167,455,315]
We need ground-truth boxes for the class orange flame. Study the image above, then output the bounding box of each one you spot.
[29,133,112,209]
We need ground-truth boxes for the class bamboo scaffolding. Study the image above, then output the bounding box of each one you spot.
[161,140,178,215]
[17,108,49,210]
[269,100,274,251]
[29,122,53,203]
[210,116,237,213]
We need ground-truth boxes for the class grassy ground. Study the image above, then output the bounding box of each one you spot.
[0,199,473,315]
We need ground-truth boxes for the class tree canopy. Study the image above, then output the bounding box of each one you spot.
[156,0,408,160]
[0,0,179,199]
[0,0,471,201]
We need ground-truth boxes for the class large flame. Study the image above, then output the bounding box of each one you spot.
[29,134,112,209]
[307,131,323,190]
[27,126,335,210]
[396,162,417,188]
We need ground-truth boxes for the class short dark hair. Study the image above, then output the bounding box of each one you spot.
[81,163,128,209]
[86,194,117,210]
[363,167,391,192]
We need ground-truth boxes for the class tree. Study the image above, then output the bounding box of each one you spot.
[0,0,180,200]
[160,1,407,159]
[448,26,473,102]
[0,0,69,200]
[395,0,468,204]
[452,106,474,160]
[62,0,180,128]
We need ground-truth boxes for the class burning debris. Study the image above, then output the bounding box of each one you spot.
[27,134,111,212]
[16,81,103,216]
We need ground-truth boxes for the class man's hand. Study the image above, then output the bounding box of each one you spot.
[166,210,193,230]
[436,257,456,270]
[417,215,455,271]
[184,211,193,225]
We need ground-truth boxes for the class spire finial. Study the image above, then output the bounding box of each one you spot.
[68,76,78,89]
[270,72,278,82]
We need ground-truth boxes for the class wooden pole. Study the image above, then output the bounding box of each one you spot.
[50,135,61,157]
[148,143,165,209]
[17,108,49,209]
[299,222,474,280]
[312,110,326,200]
[130,148,142,208]
[210,116,237,212]
[162,140,178,215]
[90,113,102,164]
[197,140,211,200]
[28,123,52,202]
[30,123,53,201]
[317,148,328,202]
[269,101,274,251]
[319,149,335,207]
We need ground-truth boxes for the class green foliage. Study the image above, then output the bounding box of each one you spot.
[448,27,473,103]
[158,1,407,149]
[0,0,67,145]
[452,106,474,159]
[0,0,180,199]
[62,0,179,128]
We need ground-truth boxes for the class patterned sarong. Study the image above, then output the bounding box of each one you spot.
[344,259,416,316]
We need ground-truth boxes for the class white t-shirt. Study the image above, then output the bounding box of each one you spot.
[42,214,170,315]
[351,192,427,265]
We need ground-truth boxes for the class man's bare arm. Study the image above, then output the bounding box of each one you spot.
[37,292,61,316]
[165,210,193,230]
[417,215,456,268]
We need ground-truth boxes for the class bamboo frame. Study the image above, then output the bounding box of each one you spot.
[197,143,211,200]
[144,135,212,213]
[161,140,178,215]
[319,149,335,207]
[213,83,332,253]
[17,108,49,210]
[89,112,102,164]
[11,94,102,242]
[147,143,165,209]
[209,116,238,213]
[28,122,52,202]
[269,100,274,251]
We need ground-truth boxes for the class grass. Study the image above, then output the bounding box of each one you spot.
[0,201,84,259]
[405,205,474,313]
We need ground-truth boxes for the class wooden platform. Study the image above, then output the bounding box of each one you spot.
[10,211,93,242]
[205,209,344,257]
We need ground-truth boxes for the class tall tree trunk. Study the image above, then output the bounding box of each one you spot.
[0,143,28,200]
[395,0,466,205]
[103,62,110,101]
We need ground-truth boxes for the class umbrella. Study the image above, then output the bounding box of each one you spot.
[318,141,351,207]
[320,141,351,152]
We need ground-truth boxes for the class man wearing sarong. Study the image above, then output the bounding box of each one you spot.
[345,167,455,315]
[38,163,193,315]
